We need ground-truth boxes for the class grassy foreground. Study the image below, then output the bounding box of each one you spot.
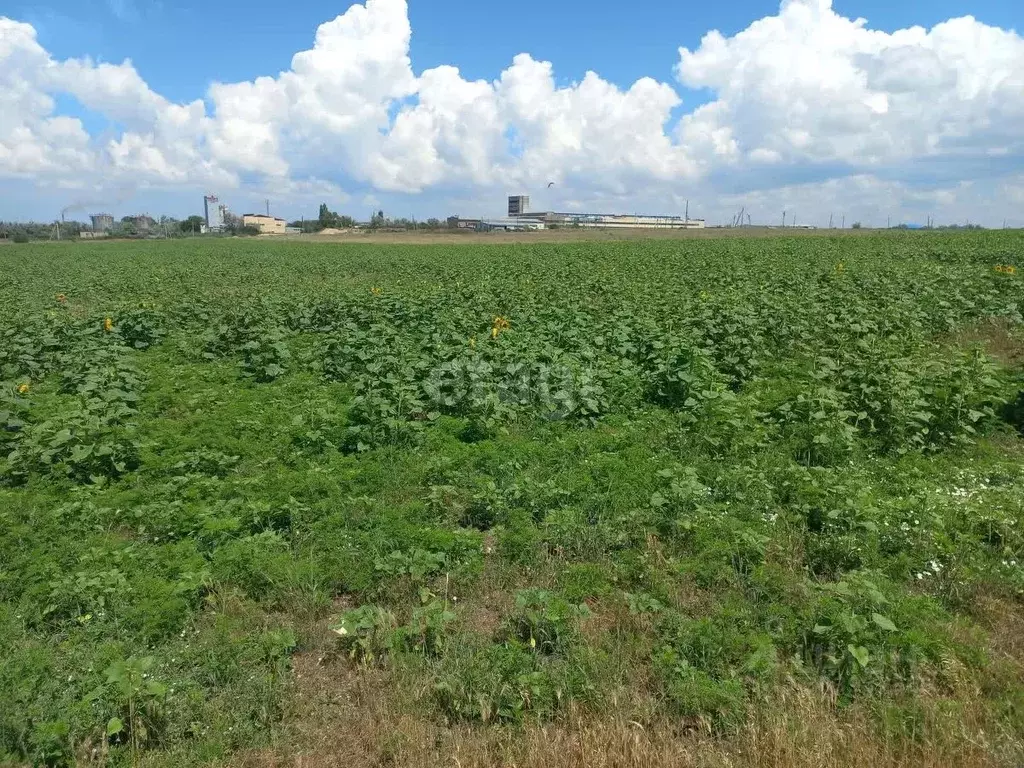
[2,233,1024,767]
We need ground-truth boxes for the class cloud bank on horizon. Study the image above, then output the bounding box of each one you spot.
[2,0,1023,224]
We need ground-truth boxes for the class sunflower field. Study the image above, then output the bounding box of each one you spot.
[2,232,1024,766]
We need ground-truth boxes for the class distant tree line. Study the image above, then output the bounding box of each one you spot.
[891,223,985,231]
[285,203,445,233]
[0,221,86,241]
[0,214,265,242]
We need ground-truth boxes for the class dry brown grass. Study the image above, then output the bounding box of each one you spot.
[950,318,1024,369]
[230,596,1024,768]
[234,658,1019,768]
[228,545,1024,768]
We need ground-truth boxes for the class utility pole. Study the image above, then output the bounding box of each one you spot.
[782,211,786,228]
[265,199,270,217]
[887,215,891,229]
[685,200,689,223]
[842,215,845,229]
[829,213,833,229]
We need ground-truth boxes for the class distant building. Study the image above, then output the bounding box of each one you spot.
[123,215,156,232]
[522,211,705,230]
[449,210,706,231]
[80,231,110,240]
[90,213,114,232]
[508,195,530,217]
[494,194,706,230]
[242,214,286,235]
[478,218,545,232]
[204,195,225,231]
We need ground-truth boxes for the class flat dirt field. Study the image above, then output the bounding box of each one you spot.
[280,225,867,245]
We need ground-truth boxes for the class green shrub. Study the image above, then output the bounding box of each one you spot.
[842,350,931,454]
[115,308,167,350]
[653,607,777,730]
[331,605,398,664]
[343,380,432,452]
[240,327,291,382]
[506,589,589,654]
[433,639,594,723]
[4,411,140,484]
[392,599,457,656]
[209,532,294,601]
[558,562,613,603]
[644,339,726,416]
[1001,388,1024,434]
[771,384,857,466]
[800,571,951,694]
[87,656,168,761]
[660,665,746,728]
[496,510,542,565]
[922,349,1004,448]
[331,598,456,663]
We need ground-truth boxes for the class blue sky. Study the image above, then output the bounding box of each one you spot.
[19,0,1018,104]
[3,0,1024,225]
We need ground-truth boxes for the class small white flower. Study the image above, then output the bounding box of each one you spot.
[332,625,348,636]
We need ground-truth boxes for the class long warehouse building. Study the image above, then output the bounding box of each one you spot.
[509,196,704,229]
[520,211,705,229]
[448,196,706,231]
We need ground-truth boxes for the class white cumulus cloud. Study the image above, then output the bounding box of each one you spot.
[676,0,1024,173]
[0,0,1023,223]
